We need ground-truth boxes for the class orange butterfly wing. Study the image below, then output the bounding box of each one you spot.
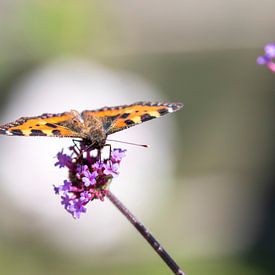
[81,101,183,135]
[0,111,83,138]
[0,101,183,142]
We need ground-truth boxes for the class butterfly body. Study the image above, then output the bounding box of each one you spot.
[80,115,107,149]
[0,101,183,149]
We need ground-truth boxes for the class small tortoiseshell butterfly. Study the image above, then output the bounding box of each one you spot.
[0,101,183,149]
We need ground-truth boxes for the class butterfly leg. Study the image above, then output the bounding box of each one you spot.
[72,139,94,160]
[104,144,112,161]
[96,148,102,161]
[72,139,82,152]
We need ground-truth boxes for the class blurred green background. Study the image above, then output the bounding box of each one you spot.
[0,1,275,274]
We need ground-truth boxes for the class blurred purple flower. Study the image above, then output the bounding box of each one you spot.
[257,42,275,72]
[53,143,126,219]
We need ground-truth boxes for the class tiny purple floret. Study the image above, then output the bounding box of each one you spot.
[103,162,119,177]
[55,149,73,168]
[82,170,98,187]
[61,193,72,210]
[70,200,87,219]
[111,149,127,162]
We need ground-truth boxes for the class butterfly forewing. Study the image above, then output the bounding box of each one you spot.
[0,101,183,148]
[81,101,183,135]
[0,112,82,138]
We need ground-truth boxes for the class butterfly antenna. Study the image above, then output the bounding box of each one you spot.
[107,139,150,148]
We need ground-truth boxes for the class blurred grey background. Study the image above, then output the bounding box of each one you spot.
[0,1,275,274]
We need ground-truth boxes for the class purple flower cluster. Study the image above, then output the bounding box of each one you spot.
[257,43,275,72]
[54,144,126,219]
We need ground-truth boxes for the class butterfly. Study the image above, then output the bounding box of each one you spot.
[0,101,183,149]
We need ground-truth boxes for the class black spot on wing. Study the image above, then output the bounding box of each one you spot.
[103,121,112,131]
[120,113,130,119]
[45,123,58,128]
[124,119,135,126]
[30,129,47,136]
[158,108,169,115]
[132,101,183,111]
[141,114,155,122]
[103,115,120,132]
[134,101,153,107]
[108,115,120,121]
[0,129,7,135]
[11,129,24,136]
[52,130,61,135]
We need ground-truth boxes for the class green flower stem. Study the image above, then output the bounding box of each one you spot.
[106,190,185,275]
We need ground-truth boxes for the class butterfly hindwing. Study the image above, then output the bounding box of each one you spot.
[0,112,83,138]
[81,101,183,135]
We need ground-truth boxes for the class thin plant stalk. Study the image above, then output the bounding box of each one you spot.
[106,190,185,275]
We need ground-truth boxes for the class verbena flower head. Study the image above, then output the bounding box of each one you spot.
[257,42,275,72]
[54,143,126,219]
